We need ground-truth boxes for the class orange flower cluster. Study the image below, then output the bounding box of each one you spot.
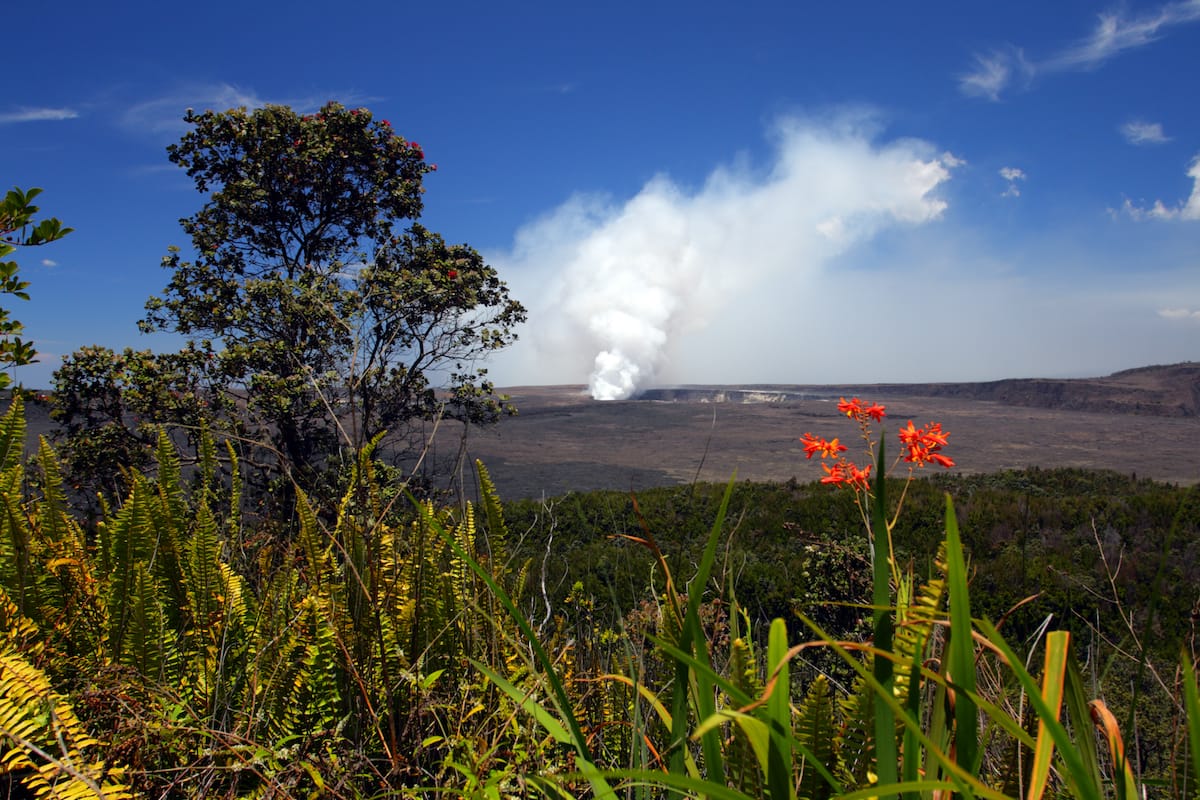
[898,420,955,468]
[819,460,872,490]
[837,396,886,423]
[800,433,847,459]
[800,396,954,491]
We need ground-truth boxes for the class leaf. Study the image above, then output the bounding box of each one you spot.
[1026,631,1069,800]
[943,495,979,776]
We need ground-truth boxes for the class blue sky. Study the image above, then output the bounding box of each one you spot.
[3,0,1199,395]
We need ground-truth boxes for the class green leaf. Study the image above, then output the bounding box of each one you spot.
[943,495,979,776]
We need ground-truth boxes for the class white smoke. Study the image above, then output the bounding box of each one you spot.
[493,114,960,399]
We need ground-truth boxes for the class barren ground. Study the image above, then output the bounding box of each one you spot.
[454,367,1200,499]
[19,364,1199,500]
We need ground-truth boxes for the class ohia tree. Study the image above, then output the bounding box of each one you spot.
[57,102,525,501]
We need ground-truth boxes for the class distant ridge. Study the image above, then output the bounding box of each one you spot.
[637,362,1200,417]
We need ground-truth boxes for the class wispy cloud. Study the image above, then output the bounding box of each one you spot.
[959,48,1031,101]
[961,0,1200,99]
[120,82,374,137]
[121,83,268,135]
[0,107,79,125]
[1048,1,1200,70]
[1121,156,1200,220]
[1158,307,1200,321]
[999,166,1026,197]
[41,259,58,268]
[1120,120,1170,145]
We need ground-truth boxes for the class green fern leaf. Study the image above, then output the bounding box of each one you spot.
[797,674,838,800]
[0,397,26,473]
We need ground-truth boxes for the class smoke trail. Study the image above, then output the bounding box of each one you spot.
[495,114,960,398]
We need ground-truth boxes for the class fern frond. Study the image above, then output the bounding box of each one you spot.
[797,674,838,800]
[0,642,132,798]
[120,562,179,683]
[475,460,509,568]
[0,397,26,473]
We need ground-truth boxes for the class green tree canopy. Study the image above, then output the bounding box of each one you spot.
[58,102,524,498]
[0,187,71,389]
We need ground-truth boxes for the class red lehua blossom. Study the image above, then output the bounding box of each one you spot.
[381,119,391,127]
[447,269,458,279]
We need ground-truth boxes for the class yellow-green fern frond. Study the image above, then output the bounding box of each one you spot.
[0,642,131,799]
[0,397,26,473]
[475,460,509,568]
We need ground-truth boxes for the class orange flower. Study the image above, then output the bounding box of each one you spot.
[838,396,886,424]
[821,460,871,489]
[898,420,954,469]
[801,433,848,459]
[845,462,871,490]
[837,396,863,418]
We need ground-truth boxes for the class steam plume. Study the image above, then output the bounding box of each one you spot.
[495,115,959,398]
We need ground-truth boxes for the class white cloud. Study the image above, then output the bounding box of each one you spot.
[489,113,959,398]
[41,259,57,267]
[959,49,1030,100]
[121,83,268,134]
[1158,307,1200,320]
[963,1,1200,99]
[1121,120,1170,145]
[1000,166,1027,197]
[120,83,374,137]
[1122,156,1200,220]
[0,107,78,125]
[1050,1,1200,69]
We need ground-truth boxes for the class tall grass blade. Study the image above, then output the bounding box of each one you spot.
[1184,653,1200,800]
[668,476,735,790]
[1088,699,1139,800]
[869,441,898,797]
[943,495,980,777]
[1026,630,1069,800]
[1062,652,1104,797]
[766,617,794,799]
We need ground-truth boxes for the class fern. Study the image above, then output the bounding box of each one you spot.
[121,562,179,683]
[147,430,189,631]
[183,498,223,638]
[0,641,132,799]
[0,397,26,472]
[103,476,156,661]
[797,675,837,800]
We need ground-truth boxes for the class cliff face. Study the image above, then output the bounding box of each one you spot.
[638,363,1200,417]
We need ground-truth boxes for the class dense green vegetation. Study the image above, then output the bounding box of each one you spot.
[503,468,1199,652]
[1,389,1196,796]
